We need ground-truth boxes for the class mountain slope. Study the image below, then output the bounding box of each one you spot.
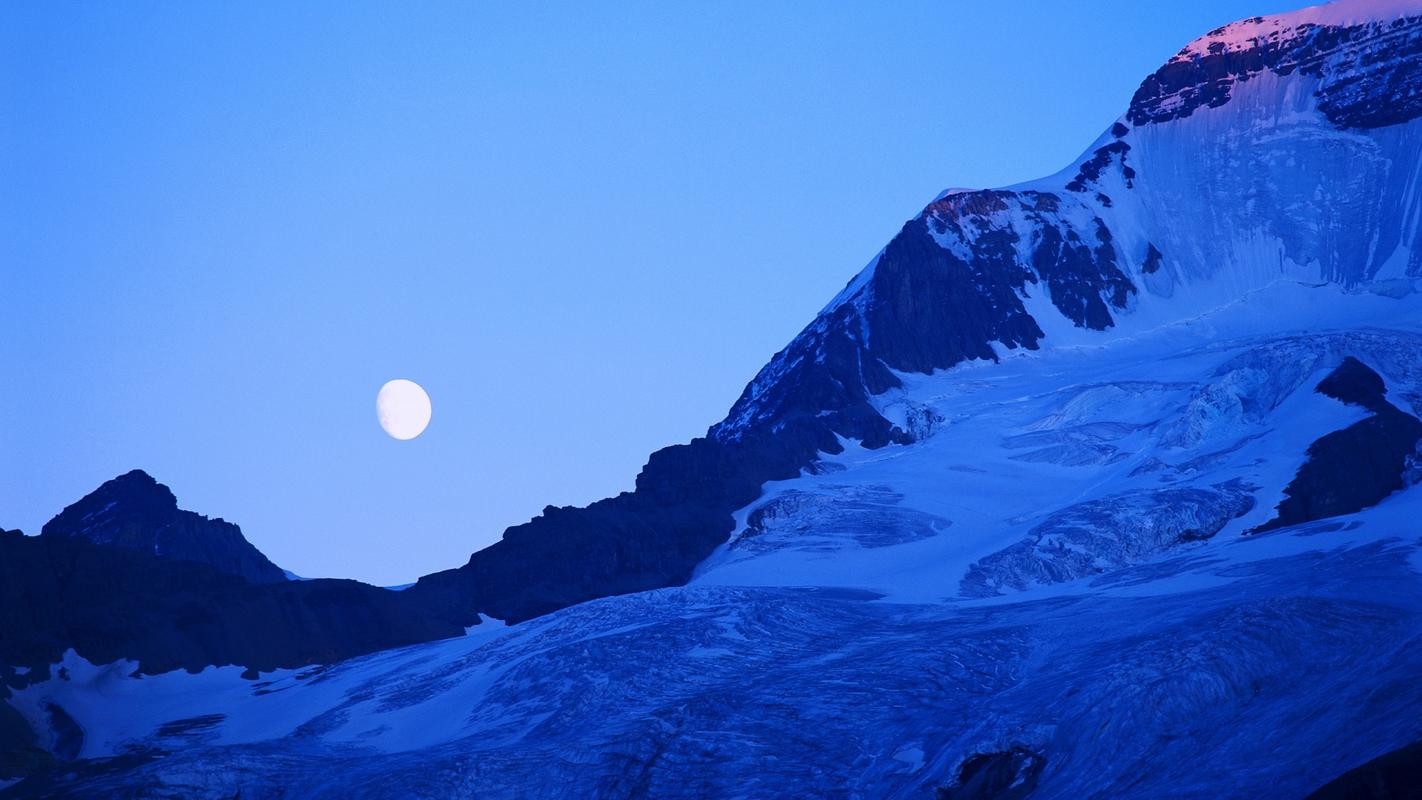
[411,0,1422,627]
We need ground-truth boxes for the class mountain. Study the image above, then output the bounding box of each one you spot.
[40,470,287,585]
[8,0,1422,796]
[0,527,473,677]
[407,0,1422,626]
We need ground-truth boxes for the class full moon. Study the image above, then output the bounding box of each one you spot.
[376,379,432,440]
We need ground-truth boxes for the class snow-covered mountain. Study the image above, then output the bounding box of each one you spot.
[407,0,1422,630]
[7,0,1422,796]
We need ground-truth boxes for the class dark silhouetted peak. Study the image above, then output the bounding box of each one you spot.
[42,470,178,542]
[41,470,287,584]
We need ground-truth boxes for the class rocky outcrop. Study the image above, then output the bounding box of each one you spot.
[408,424,837,623]
[0,528,468,676]
[716,188,1135,443]
[41,470,286,584]
[1254,358,1422,533]
[1129,10,1422,130]
[937,748,1046,800]
[0,699,49,780]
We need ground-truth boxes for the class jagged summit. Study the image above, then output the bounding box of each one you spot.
[42,469,287,584]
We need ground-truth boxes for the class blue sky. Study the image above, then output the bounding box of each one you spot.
[1,0,1303,585]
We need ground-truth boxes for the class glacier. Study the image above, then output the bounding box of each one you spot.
[7,0,1422,796]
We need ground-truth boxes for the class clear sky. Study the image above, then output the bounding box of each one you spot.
[1,0,1305,585]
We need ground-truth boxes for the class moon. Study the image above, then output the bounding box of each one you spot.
[376,379,432,440]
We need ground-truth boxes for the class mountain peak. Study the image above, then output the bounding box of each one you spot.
[42,470,177,539]
[1181,0,1422,58]
[42,470,287,584]
[1131,0,1422,130]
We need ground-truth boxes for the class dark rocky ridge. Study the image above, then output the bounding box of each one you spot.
[1254,358,1422,533]
[1129,13,1422,130]
[407,422,843,623]
[41,470,286,584]
[0,527,469,676]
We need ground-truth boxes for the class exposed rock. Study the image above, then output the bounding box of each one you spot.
[0,701,50,780]
[1142,242,1163,274]
[42,470,286,585]
[1316,355,1390,410]
[0,532,468,675]
[937,747,1046,800]
[1254,358,1422,533]
[1066,140,1135,192]
[1129,12,1422,130]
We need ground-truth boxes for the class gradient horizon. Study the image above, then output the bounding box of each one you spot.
[2,0,1305,585]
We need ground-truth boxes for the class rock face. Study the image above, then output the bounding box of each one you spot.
[936,748,1046,800]
[41,470,287,585]
[0,529,468,676]
[1128,8,1422,130]
[1254,358,1422,533]
[0,699,48,781]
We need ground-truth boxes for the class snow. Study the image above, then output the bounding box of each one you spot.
[15,464,1422,796]
[7,617,515,762]
[694,281,1415,606]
